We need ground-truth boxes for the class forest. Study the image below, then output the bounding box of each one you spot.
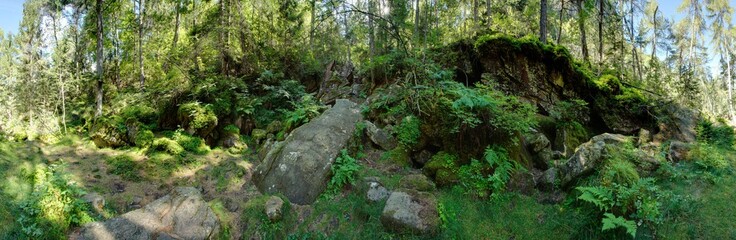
[1,0,736,239]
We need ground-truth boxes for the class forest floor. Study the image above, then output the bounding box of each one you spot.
[2,135,736,239]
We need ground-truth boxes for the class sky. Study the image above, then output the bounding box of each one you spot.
[0,0,24,35]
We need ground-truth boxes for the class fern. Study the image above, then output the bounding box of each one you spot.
[459,146,525,200]
[601,213,637,237]
[576,186,614,211]
[326,149,361,196]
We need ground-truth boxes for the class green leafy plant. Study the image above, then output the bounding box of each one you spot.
[17,164,95,238]
[458,146,525,199]
[326,149,361,196]
[395,115,421,148]
[697,119,735,149]
[282,95,326,133]
[134,129,155,148]
[172,130,210,155]
[178,102,218,133]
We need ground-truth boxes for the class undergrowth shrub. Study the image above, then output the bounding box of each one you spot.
[282,95,326,133]
[458,146,525,200]
[690,143,731,174]
[178,102,218,133]
[16,164,95,238]
[395,115,421,148]
[172,130,210,155]
[134,130,155,148]
[697,119,735,149]
[326,149,361,196]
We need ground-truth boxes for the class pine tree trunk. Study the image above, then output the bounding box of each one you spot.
[598,0,604,71]
[577,0,589,63]
[52,8,66,133]
[95,0,104,118]
[557,0,565,44]
[139,0,145,90]
[540,0,547,43]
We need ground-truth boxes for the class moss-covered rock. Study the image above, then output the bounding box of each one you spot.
[178,102,218,138]
[251,129,268,143]
[90,118,129,148]
[422,152,459,187]
[152,138,184,155]
[398,174,436,192]
[382,146,412,168]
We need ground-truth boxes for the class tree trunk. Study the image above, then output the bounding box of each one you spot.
[727,44,734,120]
[598,0,604,71]
[166,0,181,71]
[540,0,547,43]
[577,0,589,63]
[557,0,565,45]
[95,0,104,118]
[369,0,375,83]
[52,7,66,133]
[651,5,658,65]
[486,0,492,27]
[310,0,316,47]
[138,0,145,90]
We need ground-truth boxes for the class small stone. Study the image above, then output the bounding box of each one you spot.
[367,182,390,202]
[265,196,285,222]
[82,192,106,214]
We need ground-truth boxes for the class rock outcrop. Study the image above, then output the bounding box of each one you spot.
[253,99,363,204]
[77,187,220,240]
[559,133,630,186]
[365,121,397,150]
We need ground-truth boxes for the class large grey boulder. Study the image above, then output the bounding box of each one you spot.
[381,189,439,235]
[253,99,363,204]
[559,133,629,186]
[78,187,220,240]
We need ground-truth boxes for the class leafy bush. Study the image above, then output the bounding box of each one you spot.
[423,151,460,186]
[223,124,240,135]
[697,120,735,149]
[577,178,663,238]
[458,146,525,200]
[326,149,361,196]
[282,95,326,133]
[690,143,730,173]
[16,164,95,238]
[134,130,155,148]
[120,105,158,126]
[106,155,142,181]
[172,130,210,155]
[395,115,421,148]
[178,102,218,133]
[550,99,589,129]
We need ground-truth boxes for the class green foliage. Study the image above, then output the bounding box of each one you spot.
[550,99,589,129]
[577,178,663,238]
[697,120,735,149]
[326,149,361,196]
[134,129,155,148]
[690,143,731,173]
[16,164,95,239]
[120,105,158,126]
[395,115,421,148]
[458,146,525,200]
[172,130,210,155]
[178,102,218,132]
[593,74,621,93]
[106,155,142,181]
[601,213,638,237]
[223,124,240,135]
[282,95,326,132]
[381,145,412,168]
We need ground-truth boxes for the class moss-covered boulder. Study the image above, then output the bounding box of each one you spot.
[422,152,460,186]
[399,174,436,192]
[177,102,218,138]
[90,118,129,148]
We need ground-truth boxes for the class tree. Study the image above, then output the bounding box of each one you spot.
[707,0,734,119]
[540,0,548,43]
[95,0,104,118]
[577,0,590,63]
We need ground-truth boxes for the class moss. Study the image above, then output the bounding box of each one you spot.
[152,138,184,156]
[398,174,436,192]
[134,130,154,148]
[423,151,460,186]
[120,105,158,126]
[173,132,210,155]
[593,74,622,93]
[223,124,240,135]
[251,129,267,142]
[601,157,640,187]
[266,121,283,134]
[381,146,412,168]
